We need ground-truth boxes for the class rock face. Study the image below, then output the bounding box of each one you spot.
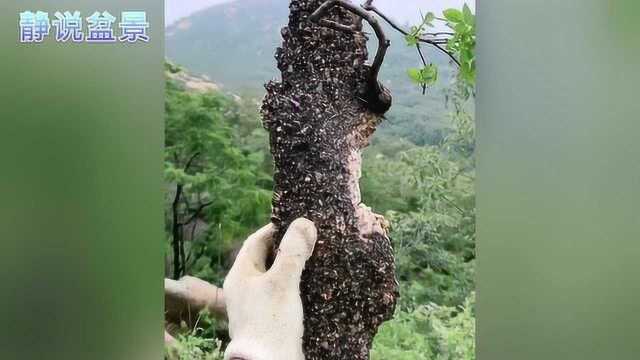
[260,1,398,358]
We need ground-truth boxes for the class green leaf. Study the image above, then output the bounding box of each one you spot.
[455,22,467,33]
[424,12,435,25]
[443,9,463,23]
[421,64,438,84]
[407,68,423,84]
[463,4,474,25]
[405,33,419,46]
[407,65,438,86]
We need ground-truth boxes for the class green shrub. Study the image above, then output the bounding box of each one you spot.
[166,335,223,360]
[165,311,226,360]
[372,293,475,360]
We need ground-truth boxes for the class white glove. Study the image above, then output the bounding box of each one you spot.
[223,218,317,360]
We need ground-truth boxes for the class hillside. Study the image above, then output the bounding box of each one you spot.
[166,0,460,145]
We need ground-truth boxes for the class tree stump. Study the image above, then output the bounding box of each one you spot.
[261,1,398,358]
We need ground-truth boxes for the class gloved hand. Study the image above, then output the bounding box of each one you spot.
[223,218,318,360]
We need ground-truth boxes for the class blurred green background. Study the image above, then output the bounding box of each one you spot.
[477,1,640,359]
[0,1,163,359]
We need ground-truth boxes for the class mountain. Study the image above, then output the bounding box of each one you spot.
[166,0,460,146]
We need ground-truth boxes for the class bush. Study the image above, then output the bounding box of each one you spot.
[165,311,226,360]
[372,293,475,360]
[166,335,224,360]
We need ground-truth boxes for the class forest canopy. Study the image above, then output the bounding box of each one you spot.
[164,59,475,359]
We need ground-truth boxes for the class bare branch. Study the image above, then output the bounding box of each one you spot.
[415,43,428,95]
[424,32,455,37]
[179,201,214,226]
[184,152,200,172]
[170,152,204,279]
[314,18,359,33]
[428,42,461,67]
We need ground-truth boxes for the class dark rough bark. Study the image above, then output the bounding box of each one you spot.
[261,1,398,358]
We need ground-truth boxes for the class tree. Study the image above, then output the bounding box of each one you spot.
[259,0,477,358]
[260,1,398,358]
[165,66,272,280]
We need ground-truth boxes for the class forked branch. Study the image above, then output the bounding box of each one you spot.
[310,0,392,114]
[311,0,462,103]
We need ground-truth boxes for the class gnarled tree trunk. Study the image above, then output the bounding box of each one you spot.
[261,1,398,358]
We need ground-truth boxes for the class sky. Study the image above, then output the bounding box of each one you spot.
[165,0,475,27]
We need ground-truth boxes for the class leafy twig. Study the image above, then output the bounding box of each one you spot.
[362,2,461,67]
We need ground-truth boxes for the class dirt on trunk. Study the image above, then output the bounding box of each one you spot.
[261,1,399,358]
